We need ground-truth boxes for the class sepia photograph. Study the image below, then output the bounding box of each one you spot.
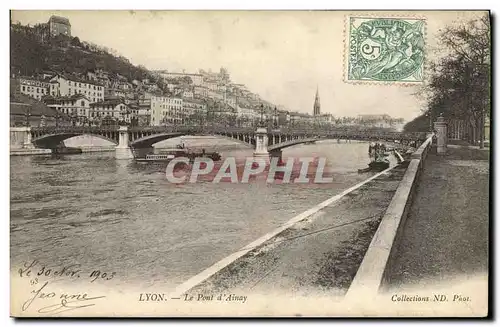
[9,9,490,317]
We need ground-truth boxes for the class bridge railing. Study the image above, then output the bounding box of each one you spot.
[27,125,428,141]
[128,125,256,134]
[30,126,120,132]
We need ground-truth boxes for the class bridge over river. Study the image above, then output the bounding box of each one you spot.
[10,125,428,159]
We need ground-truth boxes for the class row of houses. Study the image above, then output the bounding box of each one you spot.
[17,74,105,102]
[14,79,336,128]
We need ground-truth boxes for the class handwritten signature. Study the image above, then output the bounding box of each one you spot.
[22,281,105,315]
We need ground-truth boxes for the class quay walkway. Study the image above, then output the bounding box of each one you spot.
[383,145,489,289]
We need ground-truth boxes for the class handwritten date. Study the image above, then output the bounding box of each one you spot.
[18,260,116,282]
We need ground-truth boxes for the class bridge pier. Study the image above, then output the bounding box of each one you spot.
[269,149,282,161]
[10,127,35,149]
[115,126,134,160]
[253,127,269,162]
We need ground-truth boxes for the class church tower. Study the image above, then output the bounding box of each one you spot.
[313,87,321,116]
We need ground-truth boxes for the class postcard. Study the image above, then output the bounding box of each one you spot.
[10,10,490,317]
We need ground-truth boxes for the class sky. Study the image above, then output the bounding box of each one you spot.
[11,10,486,121]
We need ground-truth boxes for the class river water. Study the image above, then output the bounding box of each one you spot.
[10,140,393,291]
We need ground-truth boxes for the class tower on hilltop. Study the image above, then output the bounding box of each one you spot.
[313,86,321,116]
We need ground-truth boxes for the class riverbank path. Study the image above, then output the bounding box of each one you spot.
[384,145,490,289]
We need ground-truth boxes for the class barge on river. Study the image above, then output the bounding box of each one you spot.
[134,148,222,163]
[135,153,176,162]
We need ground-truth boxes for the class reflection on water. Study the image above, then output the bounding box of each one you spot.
[10,141,393,291]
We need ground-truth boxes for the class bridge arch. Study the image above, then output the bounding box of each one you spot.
[130,132,255,148]
[130,132,186,148]
[32,133,119,148]
[207,134,255,148]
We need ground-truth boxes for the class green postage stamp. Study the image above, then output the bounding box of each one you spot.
[346,17,426,83]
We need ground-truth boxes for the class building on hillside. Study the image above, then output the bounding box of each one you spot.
[150,96,183,126]
[104,88,126,99]
[90,99,131,123]
[94,69,111,86]
[112,80,133,91]
[166,83,177,92]
[16,77,51,100]
[137,101,151,126]
[235,106,260,127]
[43,94,92,125]
[194,86,208,98]
[225,95,237,108]
[217,84,227,93]
[128,104,140,125]
[143,82,159,93]
[208,90,224,101]
[141,92,157,101]
[41,71,56,79]
[10,93,70,127]
[49,74,105,102]
[206,80,218,92]
[123,97,137,105]
[138,97,151,106]
[182,89,194,99]
[183,99,207,124]
[48,15,71,37]
[158,71,204,86]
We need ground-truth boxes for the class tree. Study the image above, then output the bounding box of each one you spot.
[421,15,490,147]
[403,114,432,133]
[179,76,193,85]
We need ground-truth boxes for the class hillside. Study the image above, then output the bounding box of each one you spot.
[10,25,158,84]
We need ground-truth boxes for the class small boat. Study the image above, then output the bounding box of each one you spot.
[358,160,390,173]
[368,159,390,171]
[135,154,176,162]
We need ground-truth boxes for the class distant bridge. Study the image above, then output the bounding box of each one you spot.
[11,125,428,159]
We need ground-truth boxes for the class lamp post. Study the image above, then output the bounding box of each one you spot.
[25,107,31,127]
[260,104,264,127]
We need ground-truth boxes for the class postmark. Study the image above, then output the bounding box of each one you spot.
[345,16,426,83]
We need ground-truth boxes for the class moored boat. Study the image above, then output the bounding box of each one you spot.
[359,142,390,173]
[368,159,390,171]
